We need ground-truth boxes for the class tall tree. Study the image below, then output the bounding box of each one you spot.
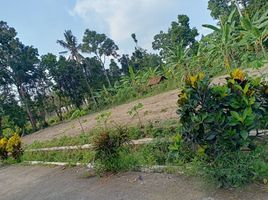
[0,21,40,130]
[57,30,83,61]
[57,30,98,106]
[119,54,130,75]
[109,59,121,82]
[152,15,199,59]
[208,0,268,20]
[82,30,119,87]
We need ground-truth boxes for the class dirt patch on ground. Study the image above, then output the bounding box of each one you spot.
[1,165,268,200]
[22,65,268,145]
[23,89,179,144]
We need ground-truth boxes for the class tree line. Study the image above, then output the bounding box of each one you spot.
[0,0,267,136]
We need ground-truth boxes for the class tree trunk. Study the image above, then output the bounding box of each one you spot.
[0,116,2,138]
[78,119,85,134]
[81,62,98,107]
[55,109,63,121]
[99,58,112,88]
[104,68,112,88]
[18,86,37,130]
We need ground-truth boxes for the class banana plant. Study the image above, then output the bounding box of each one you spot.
[203,9,239,69]
[161,65,180,80]
[166,41,190,70]
[240,10,268,56]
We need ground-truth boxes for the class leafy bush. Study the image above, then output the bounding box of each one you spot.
[177,69,268,156]
[92,126,130,173]
[6,134,23,160]
[204,147,268,188]
[175,69,268,187]
[0,134,23,161]
[0,138,8,160]
[168,134,195,164]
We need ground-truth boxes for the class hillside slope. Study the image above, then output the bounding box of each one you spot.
[23,65,268,144]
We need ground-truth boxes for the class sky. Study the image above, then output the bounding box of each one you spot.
[0,0,216,57]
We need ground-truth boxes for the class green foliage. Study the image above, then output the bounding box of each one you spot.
[240,10,268,56]
[202,8,268,70]
[203,147,268,188]
[92,126,130,173]
[168,134,195,164]
[70,109,87,120]
[175,68,268,187]
[0,134,23,161]
[1,5,268,145]
[22,149,94,164]
[25,133,93,150]
[208,0,268,20]
[178,69,267,156]
[95,111,112,130]
[153,14,199,58]
[202,9,240,69]
[0,138,8,160]
[6,134,23,160]
[128,103,144,128]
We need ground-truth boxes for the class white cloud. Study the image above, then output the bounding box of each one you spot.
[70,0,181,53]
[70,0,215,54]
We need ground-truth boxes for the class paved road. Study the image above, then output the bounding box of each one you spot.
[1,165,268,200]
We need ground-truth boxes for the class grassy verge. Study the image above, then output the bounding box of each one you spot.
[22,149,94,165]
[24,119,180,150]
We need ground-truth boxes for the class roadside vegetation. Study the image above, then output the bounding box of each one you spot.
[1,0,268,189]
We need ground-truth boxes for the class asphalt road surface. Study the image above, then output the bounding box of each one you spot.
[1,165,268,200]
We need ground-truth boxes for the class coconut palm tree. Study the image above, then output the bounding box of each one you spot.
[57,30,98,107]
[57,30,83,61]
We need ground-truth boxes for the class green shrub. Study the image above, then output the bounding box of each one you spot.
[0,134,23,161]
[177,69,268,156]
[92,126,131,174]
[93,147,139,173]
[0,138,8,160]
[168,134,195,165]
[203,147,268,188]
[175,69,268,187]
[6,134,23,160]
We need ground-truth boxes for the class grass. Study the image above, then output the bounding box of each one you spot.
[25,119,180,150]
[25,133,93,149]
[22,149,94,165]
[22,140,171,168]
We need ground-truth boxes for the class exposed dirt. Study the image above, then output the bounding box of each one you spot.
[1,165,268,200]
[22,65,268,145]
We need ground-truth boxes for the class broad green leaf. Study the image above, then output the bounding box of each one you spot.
[240,130,248,140]
[202,24,220,32]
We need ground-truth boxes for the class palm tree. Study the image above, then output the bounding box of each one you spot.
[57,30,98,107]
[57,30,83,61]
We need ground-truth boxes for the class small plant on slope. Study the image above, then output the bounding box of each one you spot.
[95,111,112,130]
[128,103,144,128]
[70,109,87,134]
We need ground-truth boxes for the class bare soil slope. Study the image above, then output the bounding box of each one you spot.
[23,66,268,144]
